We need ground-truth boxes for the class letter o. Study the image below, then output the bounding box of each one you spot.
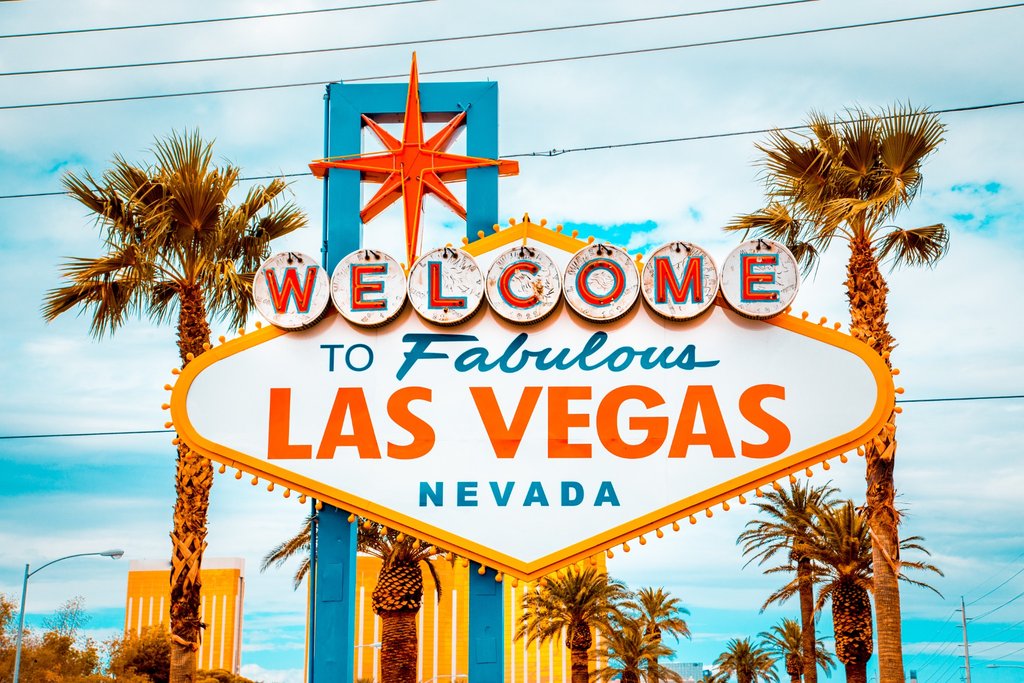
[345,344,373,371]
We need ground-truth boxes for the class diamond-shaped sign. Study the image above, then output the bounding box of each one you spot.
[170,224,893,580]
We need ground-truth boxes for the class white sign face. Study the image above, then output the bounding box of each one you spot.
[407,247,485,326]
[253,252,331,329]
[563,243,640,322]
[331,250,407,328]
[720,239,801,319]
[485,245,562,324]
[173,299,892,579]
[641,242,720,321]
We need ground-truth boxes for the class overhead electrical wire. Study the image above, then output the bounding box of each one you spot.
[1,97,1022,202]
[1,394,1022,441]
[972,590,1024,622]
[0,0,438,41]
[967,564,1024,606]
[1,3,1021,111]
[0,1,821,78]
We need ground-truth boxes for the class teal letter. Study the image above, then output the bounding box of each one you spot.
[594,481,620,506]
[523,481,550,506]
[561,481,584,506]
[457,481,479,507]
[489,481,514,507]
[420,481,443,506]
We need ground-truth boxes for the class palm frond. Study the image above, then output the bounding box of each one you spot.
[875,224,949,269]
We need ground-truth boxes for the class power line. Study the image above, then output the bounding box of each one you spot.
[973,590,1024,622]
[0,1,820,78]
[0,0,437,41]
[2,97,1022,202]
[2,4,1022,111]
[990,643,1024,661]
[1,393,1022,441]
[967,565,1024,606]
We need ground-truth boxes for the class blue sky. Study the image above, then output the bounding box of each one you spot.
[1,1,1023,682]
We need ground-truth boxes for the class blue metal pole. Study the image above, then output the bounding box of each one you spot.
[468,564,504,682]
[312,506,357,683]
[307,502,318,683]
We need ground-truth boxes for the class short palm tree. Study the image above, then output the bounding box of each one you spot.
[714,638,778,683]
[727,104,947,683]
[592,614,683,683]
[804,501,941,683]
[262,517,446,683]
[622,587,691,682]
[758,618,836,683]
[738,481,838,683]
[515,565,629,683]
[43,130,305,683]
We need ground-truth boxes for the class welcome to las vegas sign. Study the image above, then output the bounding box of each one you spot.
[170,220,894,580]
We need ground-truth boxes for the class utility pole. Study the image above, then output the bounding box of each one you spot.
[961,596,972,683]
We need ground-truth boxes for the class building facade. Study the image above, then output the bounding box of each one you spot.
[125,558,244,674]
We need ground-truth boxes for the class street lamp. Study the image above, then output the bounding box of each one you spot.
[12,549,124,683]
[987,665,1024,669]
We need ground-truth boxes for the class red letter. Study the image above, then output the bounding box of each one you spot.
[498,261,541,308]
[267,388,312,459]
[350,263,388,311]
[316,388,381,459]
[427,261,467,309]
[575,259,626,306]
[739,384,790,458]
[597,385,668,459]
[470,386,542,459]
[548,386,592,458]
[264,266,320,314]
[668,385,736,458]
[387,386,434,459]
[740,253,779,302]
[654,256,703,304]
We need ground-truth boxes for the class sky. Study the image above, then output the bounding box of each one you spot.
[1,1,1022,682]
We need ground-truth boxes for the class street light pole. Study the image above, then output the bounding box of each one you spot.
[11,549,124,683]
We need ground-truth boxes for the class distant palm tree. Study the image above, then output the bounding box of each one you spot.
[515,565,629,683]
[727,105,947,683]
[44,130,305,683]
[591,614,683,683]
[262,517,446,683]
[803,501,941,683]
[714,638,778,683]
[758,618,836,683]
[738,481,838,683]
[622,587,691,683]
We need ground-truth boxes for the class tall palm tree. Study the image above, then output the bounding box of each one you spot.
[43,131,305,683]
[714,638,779,683]
[803,502,940,683]
[727,105,947,683]
[591,614,683,683]
[515,565,629,683]
[622,587,691,682]
[758,618,836,683]
[262,516,446,683]
[738,481,839,683]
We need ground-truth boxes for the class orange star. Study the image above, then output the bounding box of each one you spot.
[310,54,519,266]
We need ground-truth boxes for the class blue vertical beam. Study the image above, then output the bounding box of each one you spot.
[469,565,505,682]
[465,81,499,244]
[312,505,357,683]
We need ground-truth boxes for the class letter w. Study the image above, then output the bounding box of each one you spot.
[470,387,542,459]
[264,267,319,314]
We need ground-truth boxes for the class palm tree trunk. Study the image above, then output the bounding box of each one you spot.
[846,234,903,683]
[798,557,817,683]
[622,670,641,683]
[380,609,418,683]
[169,285,212,683]
[845,661,868,683]
[570,646,589,683]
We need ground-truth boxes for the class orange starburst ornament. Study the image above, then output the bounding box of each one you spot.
[310,54,519,267]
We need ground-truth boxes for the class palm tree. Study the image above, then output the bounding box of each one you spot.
[591,614,683,683]
[727,105,947,683]
[262,516,446,683]
[515,565,629,683]
[43,131,305,683]
[622,587,691,682]
[715,638,779,683]
[803,502,941,683]
[738,481,839,683]
[758,618,836,683]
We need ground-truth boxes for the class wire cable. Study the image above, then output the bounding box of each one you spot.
[990,643,1024,661]
[1,394,1022,441]
[973,590,1024,622]
[1,4,1022,111]
[0,0,437,41]
[968,565,1024,606]
[0,1,821,78]
[2,97,1022,201]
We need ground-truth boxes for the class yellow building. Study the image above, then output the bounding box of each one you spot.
[353,557,605,683]
[125,558,245,674]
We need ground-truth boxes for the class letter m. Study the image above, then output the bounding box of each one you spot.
[264,266,319,314]
[655,255,703,304]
